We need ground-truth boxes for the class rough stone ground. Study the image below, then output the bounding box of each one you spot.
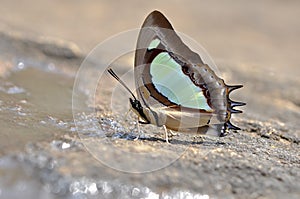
[0,28,299,199]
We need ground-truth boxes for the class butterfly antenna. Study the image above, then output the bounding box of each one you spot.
[107,68,137,101]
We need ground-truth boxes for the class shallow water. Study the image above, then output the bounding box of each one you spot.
[0,63,74,151]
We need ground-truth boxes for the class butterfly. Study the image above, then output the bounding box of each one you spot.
[108,10,245,138]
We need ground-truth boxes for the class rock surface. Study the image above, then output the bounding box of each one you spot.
[0,1,299,199]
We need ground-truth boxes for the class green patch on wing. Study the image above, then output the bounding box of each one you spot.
[150,52,212,111]
[147,38,160,50]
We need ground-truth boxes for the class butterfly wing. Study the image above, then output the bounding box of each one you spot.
[134,11,244,136]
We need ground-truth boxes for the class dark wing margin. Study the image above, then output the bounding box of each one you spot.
[135,10,204,68]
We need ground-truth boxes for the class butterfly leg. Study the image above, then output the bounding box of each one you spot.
[163,125,170,143]
[134,116,140,141]
[124,109,131,120]
[169,130,177,136]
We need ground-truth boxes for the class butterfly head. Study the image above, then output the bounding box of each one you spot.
[129,98,142,112]
[129,98,150,124]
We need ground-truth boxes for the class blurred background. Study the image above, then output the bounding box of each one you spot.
[0,0,299,198]
[1,0,299,71]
